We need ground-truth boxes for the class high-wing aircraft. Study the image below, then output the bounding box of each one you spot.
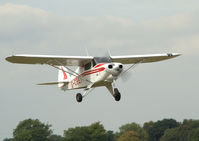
[6,53,180,102]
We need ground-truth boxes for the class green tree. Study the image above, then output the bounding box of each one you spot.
[118,131,140,141]
[118,122,148,141]
[13,118,52,141]
[188,127,199,141]
[106,130,115,141]
[183,119,199,129]
[143,121,154,133]
[160,126,189,141]
[148,118,179,141]
[3,138,14,141]
[63,122,107,141]
[160,119,199,141]
[114,132,121,141]
[49,134,63,141]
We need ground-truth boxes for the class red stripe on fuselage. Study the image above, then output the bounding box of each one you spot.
[81,67,105,77]
[69,67,105,88]
[94,63,106,68]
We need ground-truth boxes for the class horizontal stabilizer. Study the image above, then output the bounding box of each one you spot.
[37,81,68,85]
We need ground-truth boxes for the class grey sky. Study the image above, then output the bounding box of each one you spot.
[1,1,199,140]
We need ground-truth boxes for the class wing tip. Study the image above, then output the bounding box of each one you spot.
[173,53,181,56]
[5,55,14,63]
[167,53,181,57]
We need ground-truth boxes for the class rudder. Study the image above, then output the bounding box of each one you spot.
[58,66,71,88]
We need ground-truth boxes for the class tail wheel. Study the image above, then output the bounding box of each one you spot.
[76,93,83,102]
[114,88,121,101]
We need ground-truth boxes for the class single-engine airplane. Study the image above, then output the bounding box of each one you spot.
[6,53,180,102]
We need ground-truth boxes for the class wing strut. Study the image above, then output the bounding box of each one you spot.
[121,59,145,76]
[46,59,93,84]
[82,84,95,98]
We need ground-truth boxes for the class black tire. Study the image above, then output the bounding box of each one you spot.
[114,88,121,101]
[114,88,119,93]
[76,93,82,102]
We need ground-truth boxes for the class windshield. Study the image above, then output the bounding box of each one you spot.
[93,57,111,64]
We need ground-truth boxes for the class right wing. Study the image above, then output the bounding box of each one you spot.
[111,53,181,64]
[6,54,93,66]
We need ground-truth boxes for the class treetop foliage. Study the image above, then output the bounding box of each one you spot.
[147,118,179,141]
[13,118,52,141]
[118,130,140,141]
[4,118,199,141]
[119,122,148,141]
[160,119,199,141]
[63,122,107,141]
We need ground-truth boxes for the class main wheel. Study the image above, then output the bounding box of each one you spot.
[76,93,83,102]
[114,88,121,101]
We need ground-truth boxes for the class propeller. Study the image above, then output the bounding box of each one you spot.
[103,49,137,82]
[120,70,132,82]
[119,63,139,82]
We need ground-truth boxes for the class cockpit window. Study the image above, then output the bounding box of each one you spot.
[92,59,96,67]
[84,62,91,70]
[93,57,111,64]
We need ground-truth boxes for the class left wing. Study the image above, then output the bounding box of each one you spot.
[6,54,93,66]
[111,53,181,64]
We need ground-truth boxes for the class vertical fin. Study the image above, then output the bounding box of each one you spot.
[58,66,71,88]
[61,67,67,80]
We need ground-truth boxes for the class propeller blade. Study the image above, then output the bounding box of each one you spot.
[120,71,132,82]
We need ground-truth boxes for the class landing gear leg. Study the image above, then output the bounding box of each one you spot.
[105,82,121,102]
[76,85,94,103]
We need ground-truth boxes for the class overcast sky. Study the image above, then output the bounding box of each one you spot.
[1,0,199,140]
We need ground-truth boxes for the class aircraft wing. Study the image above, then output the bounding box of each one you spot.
[111,53,181,64]
[6,54,93,66]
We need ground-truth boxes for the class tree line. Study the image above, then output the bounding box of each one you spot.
[3,118,199,141]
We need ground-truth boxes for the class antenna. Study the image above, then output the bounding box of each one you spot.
[107,48,111,57]
[85,47,89,56]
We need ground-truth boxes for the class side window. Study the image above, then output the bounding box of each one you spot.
[84,62,91,71]
[92,59,96,67]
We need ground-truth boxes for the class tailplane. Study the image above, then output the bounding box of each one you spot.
[37,81,68,85]
[37,66,70,88]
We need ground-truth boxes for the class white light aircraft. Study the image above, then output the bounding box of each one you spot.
[6,53,180,102]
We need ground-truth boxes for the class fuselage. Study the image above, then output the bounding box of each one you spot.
[60,62,123,90]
